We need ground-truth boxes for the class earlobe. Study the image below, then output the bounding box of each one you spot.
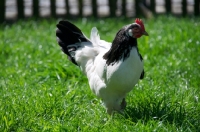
[128,29,133,37]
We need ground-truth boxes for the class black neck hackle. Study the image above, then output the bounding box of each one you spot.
[103,29,138,66]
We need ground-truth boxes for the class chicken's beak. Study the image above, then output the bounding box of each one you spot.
[143,31,149,36]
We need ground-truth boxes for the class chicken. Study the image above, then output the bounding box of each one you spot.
[56,18,148,114]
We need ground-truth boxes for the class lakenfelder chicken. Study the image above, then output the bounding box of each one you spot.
[56,18,148,114]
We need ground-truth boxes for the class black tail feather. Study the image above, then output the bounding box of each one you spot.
[56,23,81,47]
[56,20,89,65]
[58,21,83,35]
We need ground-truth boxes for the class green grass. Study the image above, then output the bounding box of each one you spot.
[0,16,200,131]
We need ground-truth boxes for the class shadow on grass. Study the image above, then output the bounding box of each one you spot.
[123,98,200,131]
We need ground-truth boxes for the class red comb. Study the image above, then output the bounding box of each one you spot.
[135,18,145,31]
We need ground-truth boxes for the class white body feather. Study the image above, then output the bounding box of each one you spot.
[75,28,143,113]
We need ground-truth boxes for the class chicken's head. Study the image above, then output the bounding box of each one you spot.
[127,18,148,38]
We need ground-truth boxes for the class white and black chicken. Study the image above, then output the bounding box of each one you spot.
[56,18,148,114]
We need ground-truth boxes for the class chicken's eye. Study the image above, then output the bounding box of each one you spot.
[132,27,140,32]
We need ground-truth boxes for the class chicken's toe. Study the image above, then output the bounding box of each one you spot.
[121,98,127,109]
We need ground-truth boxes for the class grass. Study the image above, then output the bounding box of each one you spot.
[0,16,200,131]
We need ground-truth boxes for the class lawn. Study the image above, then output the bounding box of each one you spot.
[0,16,200,131]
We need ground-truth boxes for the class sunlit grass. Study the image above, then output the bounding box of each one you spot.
[0,16,200,131]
